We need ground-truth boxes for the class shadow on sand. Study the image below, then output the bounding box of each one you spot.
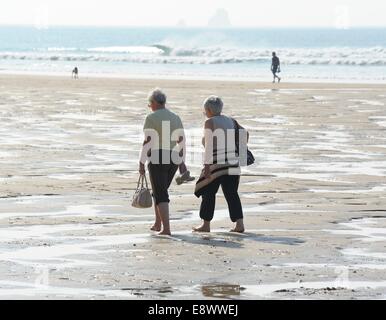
[161,231,305,248]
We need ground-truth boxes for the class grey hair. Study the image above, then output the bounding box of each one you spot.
[203,95,223,116]
[148,88,167,105]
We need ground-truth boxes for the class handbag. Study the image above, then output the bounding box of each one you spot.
[232,119,255,166]
[132,174,153,208]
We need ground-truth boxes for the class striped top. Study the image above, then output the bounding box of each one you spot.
[203,115,238,165]
[195,115,241,197]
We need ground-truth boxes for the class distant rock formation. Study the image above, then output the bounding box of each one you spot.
[207,8,232,28]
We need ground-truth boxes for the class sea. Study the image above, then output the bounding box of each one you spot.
[1,26,386,82]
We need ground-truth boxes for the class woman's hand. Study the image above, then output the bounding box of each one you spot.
[139,162,145,175]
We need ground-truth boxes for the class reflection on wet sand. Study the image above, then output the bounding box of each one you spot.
[201,284,241,299]
[0,76,386,299]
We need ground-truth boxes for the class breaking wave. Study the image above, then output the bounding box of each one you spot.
[2,46,386,66]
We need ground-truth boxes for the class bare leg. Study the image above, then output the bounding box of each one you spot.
[193,220,211,233]
[230,219,245,233]
[157,202,171,235]
[150,204,162,232]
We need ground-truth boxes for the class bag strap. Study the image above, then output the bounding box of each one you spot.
[143,174,149,189]
[136,175,143,190]
[138,174,149,190]
[232,118,240,150]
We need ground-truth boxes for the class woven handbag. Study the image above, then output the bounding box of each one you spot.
[132,174,153,208]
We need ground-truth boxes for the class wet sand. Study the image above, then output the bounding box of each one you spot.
[0,74,386,299]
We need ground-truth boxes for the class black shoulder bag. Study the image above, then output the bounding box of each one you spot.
[232,119,255,166]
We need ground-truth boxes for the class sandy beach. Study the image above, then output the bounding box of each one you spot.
[0,74,385,299]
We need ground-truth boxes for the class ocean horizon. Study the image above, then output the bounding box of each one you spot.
[1,26,386,82]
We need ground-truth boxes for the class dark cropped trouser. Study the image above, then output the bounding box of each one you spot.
[199,175,243,222]
[147,150,178,205]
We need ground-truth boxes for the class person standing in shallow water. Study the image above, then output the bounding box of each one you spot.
[271,52,281,83]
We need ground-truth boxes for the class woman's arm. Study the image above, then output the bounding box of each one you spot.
[201,119,213,146]
[203,119,214,175]
[139,115,155,173]
[139,135,151,174]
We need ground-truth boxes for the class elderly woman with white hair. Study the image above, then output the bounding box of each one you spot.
[139,88,186,236]
[194,96,245,233]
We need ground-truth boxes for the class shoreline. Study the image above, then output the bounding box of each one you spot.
[1,71,386,87]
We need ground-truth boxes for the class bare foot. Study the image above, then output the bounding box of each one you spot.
[192,225,210,233]
[230,228,245,233]
[150,224,161,232]
[230,219,245,233]
[158,230,171,236]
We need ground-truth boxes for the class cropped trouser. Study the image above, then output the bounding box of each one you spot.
[147,150,178,205]
[199,175,243,222]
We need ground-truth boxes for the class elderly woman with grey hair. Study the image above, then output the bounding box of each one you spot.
[139,88,187,236]
[193,96,245,233]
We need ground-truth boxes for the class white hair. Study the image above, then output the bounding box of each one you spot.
[204,95,223,116]
[148,88,167,105]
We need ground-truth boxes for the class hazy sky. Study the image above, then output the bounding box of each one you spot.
[0,0,385,28]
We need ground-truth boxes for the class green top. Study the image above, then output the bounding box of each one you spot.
[143,108,184,150]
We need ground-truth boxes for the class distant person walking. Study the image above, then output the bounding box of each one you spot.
[72,67,79,79]
[271,52,281,83]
